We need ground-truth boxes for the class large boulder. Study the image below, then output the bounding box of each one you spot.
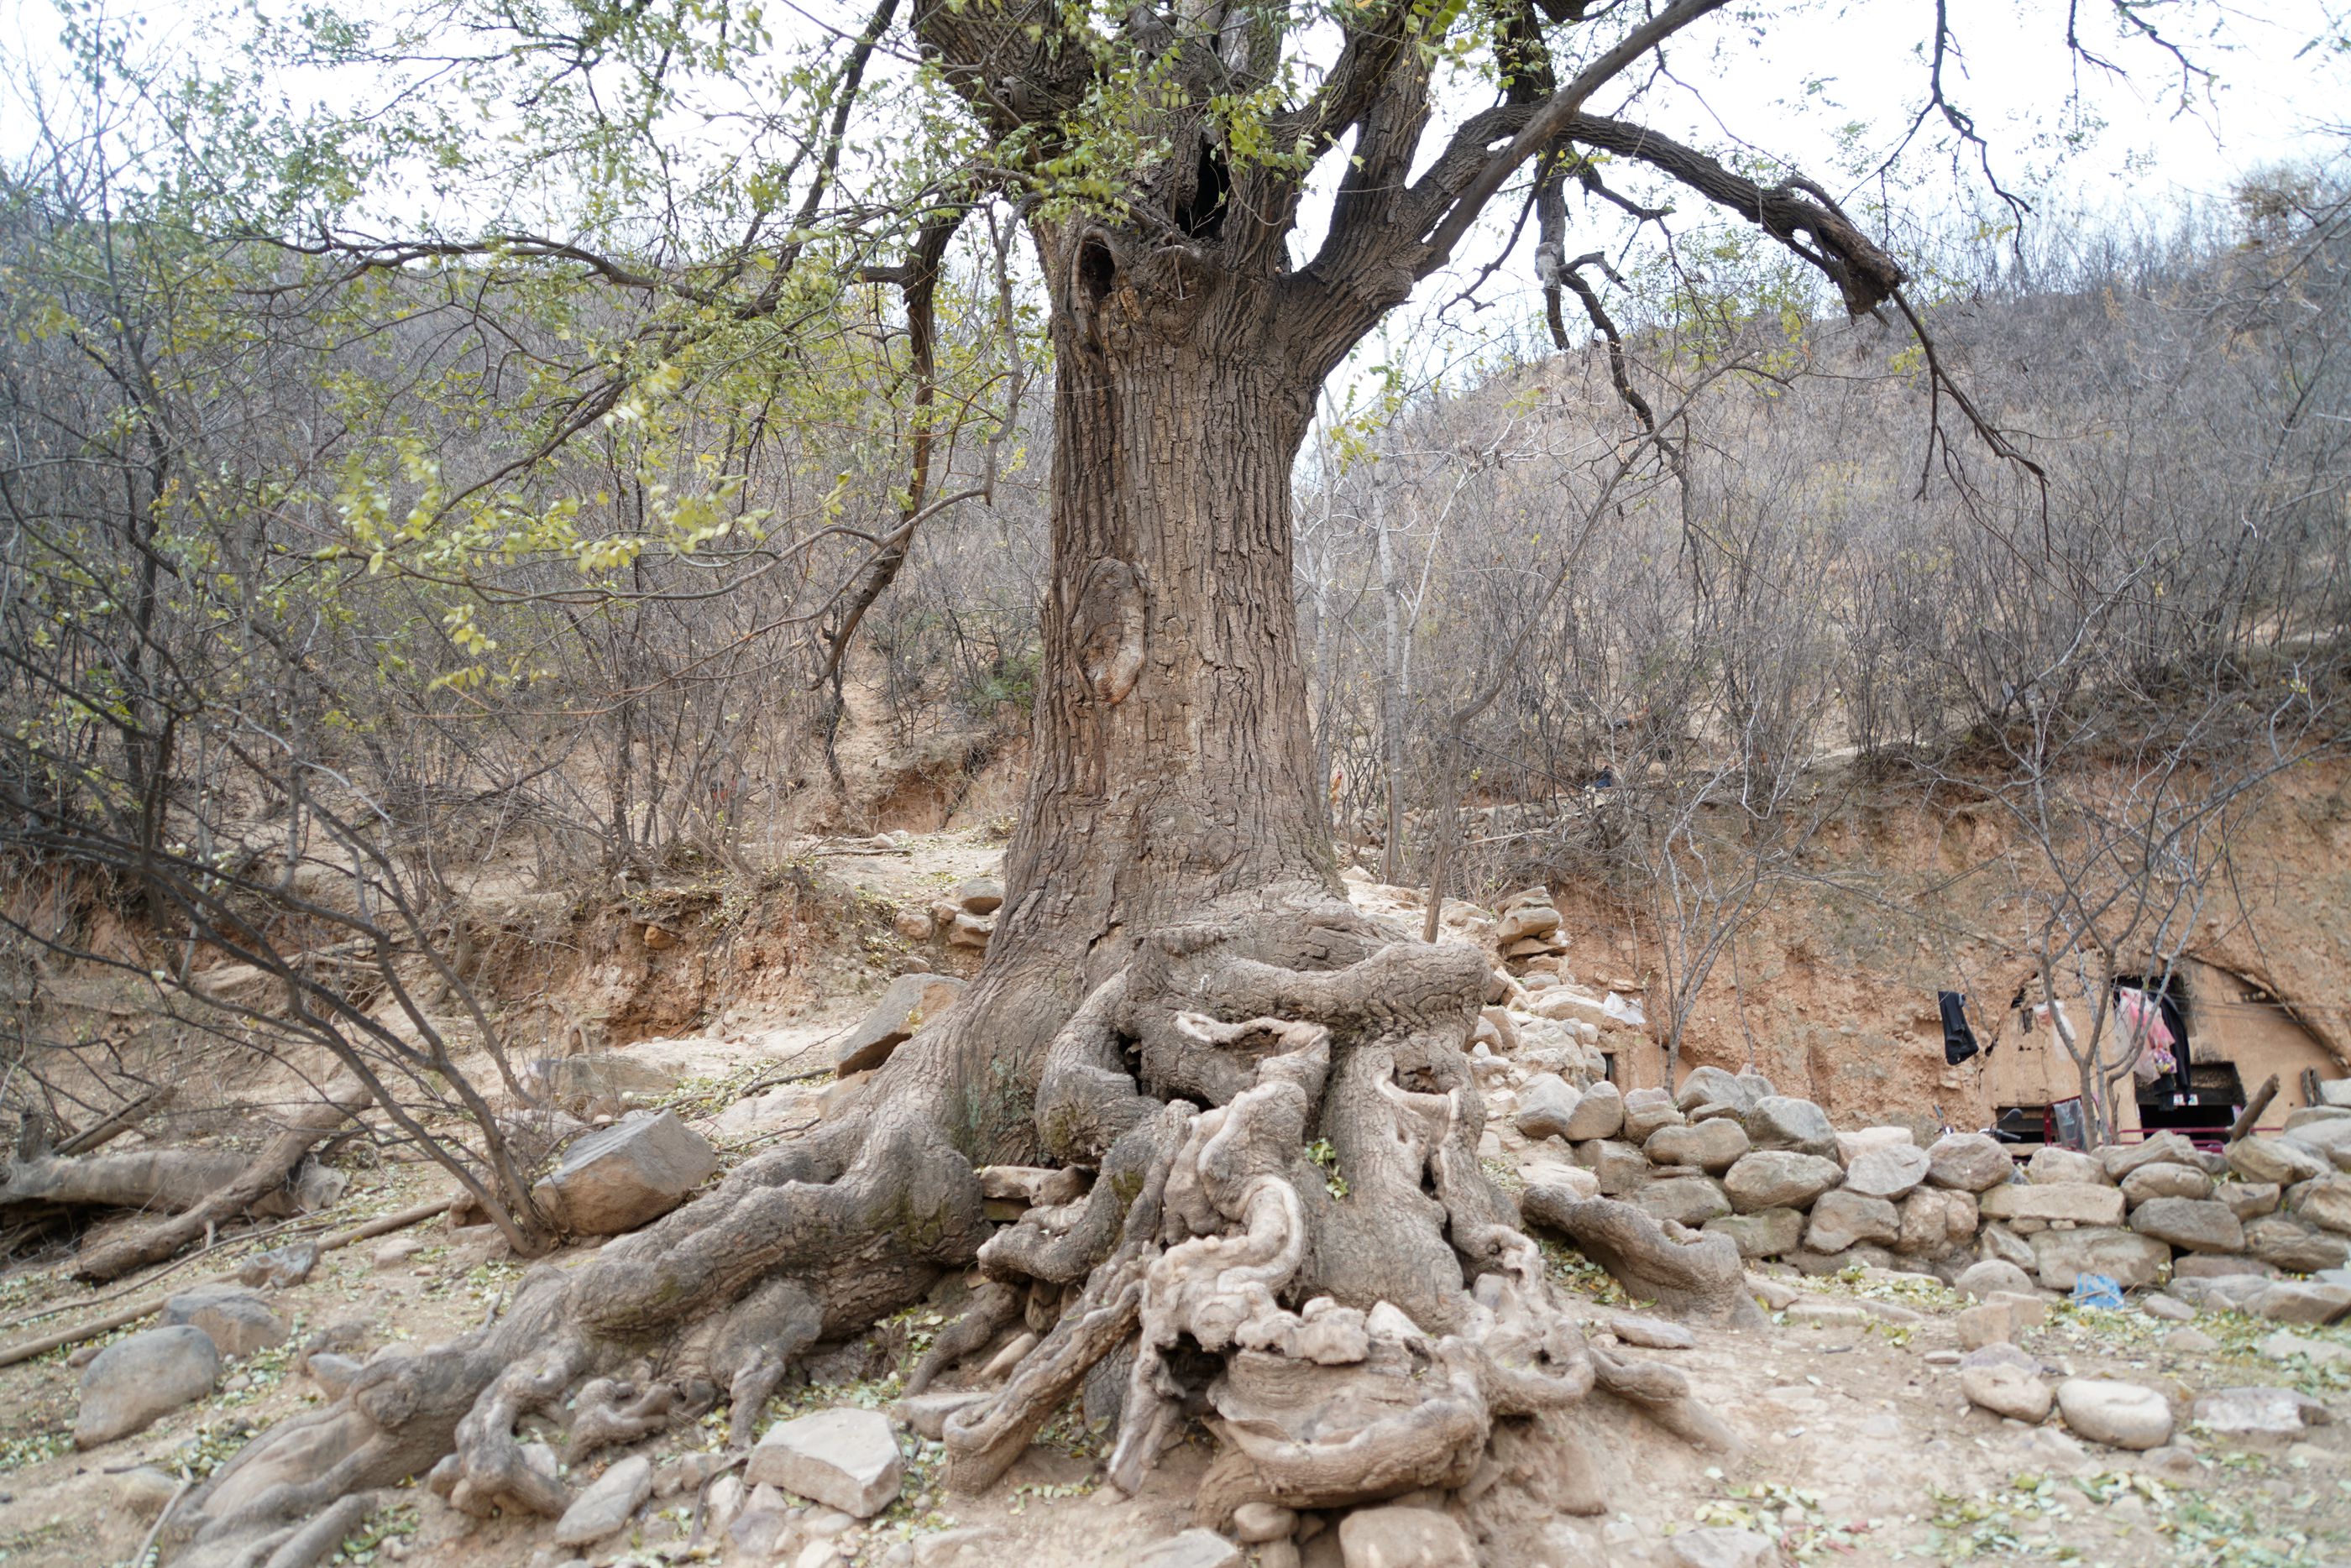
[532,1111,718,1235]
[160,1285,289,1360]
[2219,1181,2282,1220]
[1621,1088,1683,1143]
[2099,1132,2202,1181]
[1897,1188,1978,1254]
[2246,1214,2351,1273]
[2230,1136,2327,1187]
[2119,1163,2212,1205]
[1925,1132,2013,1193]
[746,1407,904,1518]
[2055,1379,2173,1450]
[1634,1177,1733,1228]
[2029,1226,2170,1291]
[2128,1197,2245,1254]
[1745,1096,1837,1158]
[1843,1144,1931,1201]
[2284,1118,2351,1171]
[1804,1190,1901,1254]
[2025,1147,2111,1186]
[1977,1182,2126,1226]
[1513,1074,1583,1142]
[1561,1080,1626,1141]
[1674,1067,1762,1115]
[1576,1138,1652,1195]
[1645,1118,1751,1173]
[1722,1151,1843,1213]
[835,973,966,1074]
[2292,1174,2351,1236]
[75,1326,219,1447]
[1702,1207,1806,1259]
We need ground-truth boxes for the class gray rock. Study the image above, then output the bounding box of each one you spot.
[1621,1088,1683,1143]
[2190,1386,2333,1442]
[746,1407,904,1518]
[1745,1096,1838,1158]
[1231,1503,1298,1544]
[1804,1189,1901,1254]
[1674,1067,1762,1115]
[1667,1527,1781,1568]
[1978,1222,2035,1271]
[1337,1507,1476,1568]
[2100,1132,2202,1181]
[2029,1226,2170,1291]
[2245,1213,2349,1273]
[1704,1208,1806,1259]
[1961,1341,2040,1373]
[237,1241,322,1289]
[835,974,966,1074]
[2163,1326,2221,1354]
[1635,1177,1733,1228]
[2055,1379,2172,1450]
[1722,1151,1843,1212]
[2219,1182,2281,1220]
[306,1352,363,1398]
[74,1326,219,1447]
[1133,1529,1242,1568]
[1898,1187,1978,1253]
[2284,1118,2351,1172]
[2139,1294,2194,1321]
[2174,1252,2278,1280]
[1844,1144,1931,1201]
[2121,1163,2214,1206]
[1925,1132,2013,1193]
[2292,1174,2351,1235]
[2128,1197,2245,1254]
[1561,1080,1626,1141]
[2229,1136,2327,1188]
[1609,1312,1698,1349]
[553,1455,652,1546]
[1645,1118,1751,1173]
[1962,1363,2053,1422]
[1512,1074,1582,1142]
[954,877,1004,915]
[1955,1259,2035,1299]
[2026,1147,2111,1186]
[161,1284,289,1359]
[1577,1137,1652,1195]
[532,1110,717,1235]
[1978,1182,2126,1226]
[2245,1279,2351,1325]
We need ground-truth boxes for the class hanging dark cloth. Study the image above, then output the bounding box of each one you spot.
[1940,990,1982,1065]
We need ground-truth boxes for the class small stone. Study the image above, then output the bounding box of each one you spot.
[1955,1259,2034,1299]
[1608,1313,1697,1349]
[1958,1302,2016,1350]
[236,1241,322,1289]
[747,1407,904,1518]
[75,1326,219,1447]
[1337,1507,1476,1568]
[2128,1197,2244,1254]
[2120,1163,2213,1206]
[2161,1326,2220,1354]
[2055,1379,2173,1450]
[373,1236,425,1270]
[552,1455,653,1546]
[160,1284,290,1359]
[2139,1294,2194,1322]
[1667,1525,1781,1568]
[1133,1529,1241,1568]
[1962,1364,2053,1422]
[1704,1207,1806,1259]
[1926,1132,2015,1193]
[1232,1503,1299,1544]
[1744,1096,1838,1158]
[1722,1151,1843,1213]
[1844,1144,1931,1201]
[2101,1132,2203,1180]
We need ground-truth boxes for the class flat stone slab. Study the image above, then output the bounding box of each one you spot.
[532,1110,717,1235]
[161,1284,289,1359]
[76,1326,219,1447]
[553,1454,652,1545]
[747,1406,903,1518]
[835,974,966,1074]
[1133,1529,1242,1568]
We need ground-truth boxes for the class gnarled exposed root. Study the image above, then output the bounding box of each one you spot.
[1519,1185,1769,1331]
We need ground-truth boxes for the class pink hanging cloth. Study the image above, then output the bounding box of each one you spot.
[2113,988,2178,1085]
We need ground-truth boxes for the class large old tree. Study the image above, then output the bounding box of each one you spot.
[150,0,2098,1556]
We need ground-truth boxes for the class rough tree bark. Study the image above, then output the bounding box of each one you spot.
[156,0,1929,1555]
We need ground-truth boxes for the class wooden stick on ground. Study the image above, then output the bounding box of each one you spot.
[0,1196,451,1368]
[2227,1074,2280,1142]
